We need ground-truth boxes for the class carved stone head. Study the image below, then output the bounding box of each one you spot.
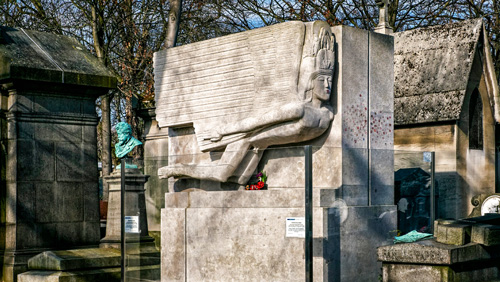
[301,24,335,103]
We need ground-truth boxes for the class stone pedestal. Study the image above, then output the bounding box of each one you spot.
[100,168,157,254]
[378,240,500,281]
[0,27,116,282]
[162,190,396,282]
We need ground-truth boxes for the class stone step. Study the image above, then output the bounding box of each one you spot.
[18,264,160,282]
[28,247,159,271]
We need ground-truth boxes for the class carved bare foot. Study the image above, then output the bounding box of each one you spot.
[158,165,189,178]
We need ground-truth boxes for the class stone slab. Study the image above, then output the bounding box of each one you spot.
[434,219,457,234]
[162,204,334,281]
[378,239,500,265]
[28,248,159,271]
[185,207,305,281]
[471,224,500,246]
[164,189,338,209]
[459,213,500,225]
[161,208,185,282]
[18,264,160,282]
[28,248,121,271]
[382,263,499,282]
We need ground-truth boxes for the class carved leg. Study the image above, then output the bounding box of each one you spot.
[235,148,265,184]
[158,140,252,183]
[158,163,238,182]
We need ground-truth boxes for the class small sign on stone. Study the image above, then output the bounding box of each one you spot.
[125,216,140,233]
[423,152,432,163]
[286,217,305,238]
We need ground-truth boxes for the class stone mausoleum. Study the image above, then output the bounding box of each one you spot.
[0,26,116,282]
[394,19,500,219]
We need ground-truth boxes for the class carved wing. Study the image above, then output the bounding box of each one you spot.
[154,21,307,150]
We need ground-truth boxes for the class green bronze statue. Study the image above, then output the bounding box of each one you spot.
[115,122,142,159]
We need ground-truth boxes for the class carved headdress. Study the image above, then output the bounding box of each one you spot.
[299,24,335,101]
[314,27,335,75]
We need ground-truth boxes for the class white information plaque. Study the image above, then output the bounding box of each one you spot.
[125,216,140,233]
[286,217,305,238]
[423,152,432,163]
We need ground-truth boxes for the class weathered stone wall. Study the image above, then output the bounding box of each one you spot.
[457,45,496,217]
[1,83,106,281]
[139,108,169,245]
[393,19,497,220]
[0,25,116,282]
[161,189,349,281]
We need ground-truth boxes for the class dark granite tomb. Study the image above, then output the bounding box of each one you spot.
[0,26,116,282]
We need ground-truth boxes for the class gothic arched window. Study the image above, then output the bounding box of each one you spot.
[469,88,483,150]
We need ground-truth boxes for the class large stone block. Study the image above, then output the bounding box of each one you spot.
[471,224,500,246]
[161,209,185,282]
[186,207,305,281]
[18,248,160,282]
[16,183,35,223]
[378,239,500,282]
[436,223,472,245]
[36,183,83,223]
[377,240,500,265]
[325,205,397,281]
[382,263,499,282]
[82,182,100,222]
[56,142,83,182]
[17,139,55,181]
[18,265,160,282]
[339,185,368,206]
[33,123,81,142]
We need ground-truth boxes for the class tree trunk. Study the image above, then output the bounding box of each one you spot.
[165,0,182,48]
[92,3,112,200]
[101,93,112,201]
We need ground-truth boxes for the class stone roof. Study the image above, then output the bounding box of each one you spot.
[0,26,116,88]
[394,19,483,125]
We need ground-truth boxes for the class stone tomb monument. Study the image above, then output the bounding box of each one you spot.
[0,27,116,281]
[17,123,160,281]
[155,21,396,281]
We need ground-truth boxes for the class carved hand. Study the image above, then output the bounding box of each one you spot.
[210,132,222,142]
[201,131,222,142]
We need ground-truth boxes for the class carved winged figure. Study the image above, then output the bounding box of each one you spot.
[157,22,336,185]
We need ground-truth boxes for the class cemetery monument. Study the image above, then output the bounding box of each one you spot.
[155,20,396,281]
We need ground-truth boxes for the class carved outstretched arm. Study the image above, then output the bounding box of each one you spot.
[206,102,306,141]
